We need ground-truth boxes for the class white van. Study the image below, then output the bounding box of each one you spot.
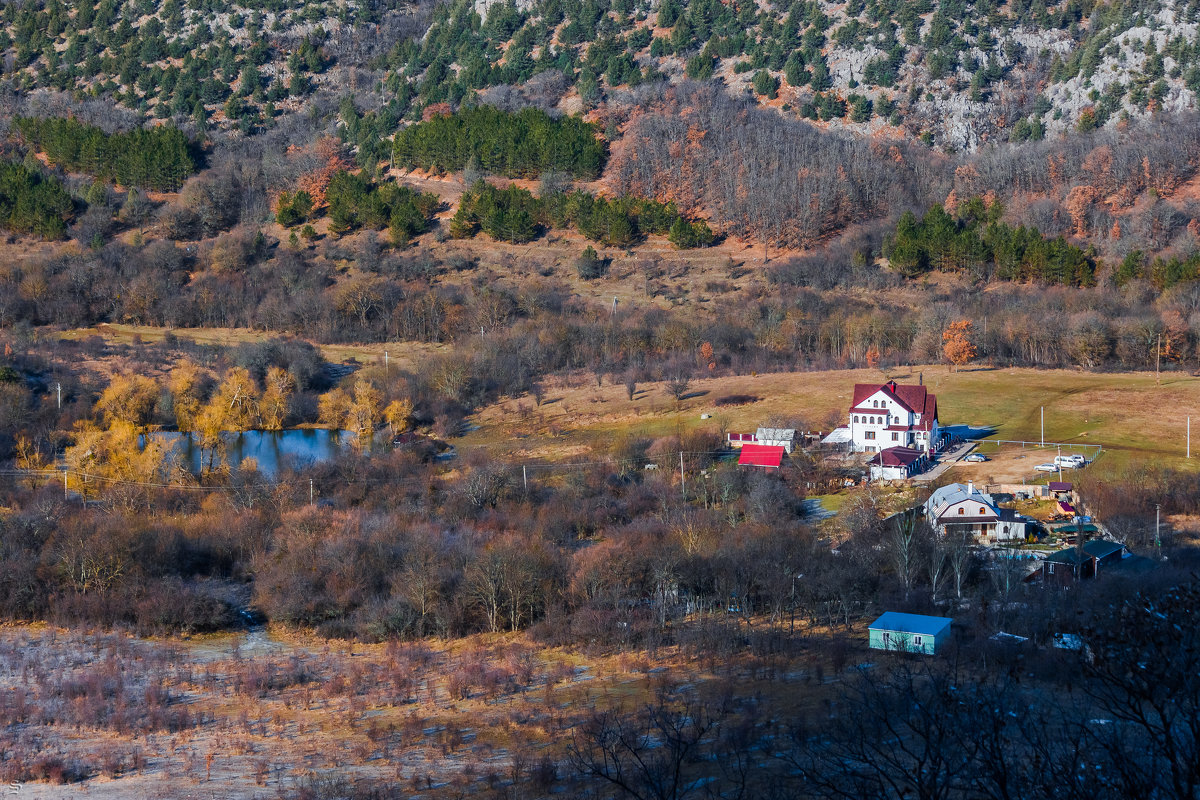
[1054,454,1086,469]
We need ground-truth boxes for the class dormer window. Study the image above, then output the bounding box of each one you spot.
[958,508,965,515]
[979,507,986,515]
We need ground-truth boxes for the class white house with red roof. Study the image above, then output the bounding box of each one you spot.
[848,380,941,455]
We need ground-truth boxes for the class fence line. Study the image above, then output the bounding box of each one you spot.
[965,439,1103,455]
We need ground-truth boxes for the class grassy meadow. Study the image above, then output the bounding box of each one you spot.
[464,365,1200,472]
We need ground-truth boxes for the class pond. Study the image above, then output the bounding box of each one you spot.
[146,429,365,479]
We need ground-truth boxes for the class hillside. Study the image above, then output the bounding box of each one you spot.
[375,0,1200,151]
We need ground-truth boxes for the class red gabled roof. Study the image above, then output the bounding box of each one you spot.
[738,444,785,469]
[871,446,925,467]
[852,381,937,430]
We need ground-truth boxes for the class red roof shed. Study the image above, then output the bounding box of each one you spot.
[738,444,786,469]
[870,446,925,467]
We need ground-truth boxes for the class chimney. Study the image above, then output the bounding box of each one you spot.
[967,480,974,495]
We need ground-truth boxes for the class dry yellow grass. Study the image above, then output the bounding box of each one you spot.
[0,619,845,799]
[462,365,1200,471]
[55,323,451,370]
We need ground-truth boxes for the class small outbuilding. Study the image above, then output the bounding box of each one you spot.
[737,443,786,469]
[868,445,928,480]
[755,427,796,453]
[868,612,953,655]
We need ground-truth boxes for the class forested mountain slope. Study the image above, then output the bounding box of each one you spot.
[2,0,1200,149]
[385,0,1200,150]
[0,0,1196,376]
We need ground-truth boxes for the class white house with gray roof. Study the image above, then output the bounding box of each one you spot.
[755,427,796,453]
[924,482,1027,543]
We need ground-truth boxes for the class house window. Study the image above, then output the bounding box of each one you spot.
[853,415,859,423]
[873,400,879,407]
[865,431,875,440]
[979,507,986,514]
[958,508,964,515]
[913,635,923,646]
[892,432,899,441]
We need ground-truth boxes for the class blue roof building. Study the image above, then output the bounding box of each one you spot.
[868,612,953,655]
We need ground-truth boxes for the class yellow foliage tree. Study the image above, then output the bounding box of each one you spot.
[209,367,259,432]
[95,373,160,429]
[64,420,185,500]
[348,379,383,438]
[259,367,295,431]
[318,387,353,430]
[168,362,207,432]
[384,398,413,435]
[193,402,228,475]
[942,320,977,372]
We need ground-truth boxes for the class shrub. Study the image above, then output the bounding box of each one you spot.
[576,245,608,279]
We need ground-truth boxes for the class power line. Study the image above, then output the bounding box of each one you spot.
[0,448,742,495]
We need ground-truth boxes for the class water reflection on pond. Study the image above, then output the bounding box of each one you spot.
[146,429,366,478]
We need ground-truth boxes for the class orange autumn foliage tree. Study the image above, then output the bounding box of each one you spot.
[942,320,977,372]
[294,137,354,212]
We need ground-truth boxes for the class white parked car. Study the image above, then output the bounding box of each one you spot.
[1055,454,1086,468]
[963,453,989,462]
[1034,463,1057,472]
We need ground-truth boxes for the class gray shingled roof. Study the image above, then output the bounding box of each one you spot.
[926,483,998,519]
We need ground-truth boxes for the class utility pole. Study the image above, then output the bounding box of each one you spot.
[384,350,388,377]
[1189,416,1192,459]
[1156,334,1161,385]
[522,464,528,493]
[56,382,61,409]
[1075,496,1086,580]
[309,478,314,506]
[62,468,68,500]
[1041,406,1044,447]
[680,451,686,499]
[1155,503,1162,549]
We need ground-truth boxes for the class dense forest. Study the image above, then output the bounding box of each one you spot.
[14,117,197,190]
[450,180,715,247]
[0,160,73,238]
[392,105,608,179]
[884,201,1096,285]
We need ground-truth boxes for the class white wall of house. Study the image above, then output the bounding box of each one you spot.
[870,463,911,481]
[850,389,935,453]
[940,499,999,521]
